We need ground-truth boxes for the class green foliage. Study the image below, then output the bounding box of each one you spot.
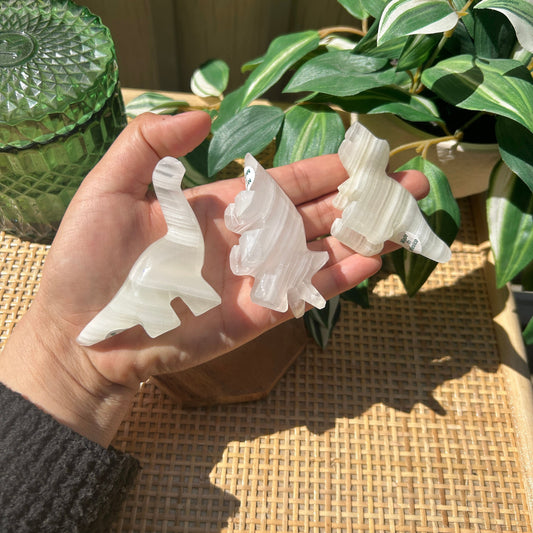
[360,0,389,18]
[207,106,284,176]
[422,56,533,132]
[396,34,441,71]
[284,52,393,96]
[179,140,211,188]
[341,279,370,309]
[128,0,533,347]
[274,105,345,167]
[304,296,341,349]
[338,0,369,19]
[487,162,533,288]
[190,59,229,98]
[353,18,407,58]
[475,0,533,52]
[496,117,533,192]
[125,92,188,118]
[309,86,441,123]
[220,31,321,122]
[377,0,459,45]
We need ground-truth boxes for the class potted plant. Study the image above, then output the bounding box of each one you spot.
[128,0,533,348]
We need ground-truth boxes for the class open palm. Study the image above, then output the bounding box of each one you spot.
[31,111,428,389]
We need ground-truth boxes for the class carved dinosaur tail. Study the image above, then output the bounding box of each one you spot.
[392,208,451,263]
[76,282,182,346]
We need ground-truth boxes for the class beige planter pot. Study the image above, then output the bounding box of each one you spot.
[153,318,308,407]
[354,113,500,198]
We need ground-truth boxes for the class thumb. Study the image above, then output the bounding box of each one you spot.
[84,111,212,198]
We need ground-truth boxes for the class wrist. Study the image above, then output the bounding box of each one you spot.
[0,299,136,447]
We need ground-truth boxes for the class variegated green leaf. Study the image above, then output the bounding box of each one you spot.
[450,0,475,35]
[487,162,533,287]
[354,17,408,58]
[211,86,246,133]
[378,0,459,45]
[304,295,341,349]
[391,156,460,296]
[239,31,320,109]
[190,59,229,98]
[341,279,370,309]
[338,0,369,19]
[284,51,393,96]
[422,55,533,133]
[220,33,320,121]
[309,86,441,123]
[241,55,263,73]
[496,117,533,192]
[473,8,516,59]
[273,105,345,167]
[443,17,475,56]
[207,105,284,177]
[320,35,358,51]
[476,0,533,53]
[179,139,210,188]
[513,44,533,65]
[361,0,389,18]
[397,34,441,70]
[125,92,188,118]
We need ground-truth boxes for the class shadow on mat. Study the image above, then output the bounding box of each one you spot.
[113,266,516,532]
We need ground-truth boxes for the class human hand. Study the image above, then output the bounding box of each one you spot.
[0,111,428,445]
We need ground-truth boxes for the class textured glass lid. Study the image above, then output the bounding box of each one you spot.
[0,0,118,149]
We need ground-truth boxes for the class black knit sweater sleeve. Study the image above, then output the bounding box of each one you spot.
[0,382,140,533]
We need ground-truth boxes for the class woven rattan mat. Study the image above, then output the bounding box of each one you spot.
[1,196,532,532]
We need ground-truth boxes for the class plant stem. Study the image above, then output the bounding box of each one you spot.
[456,0,475,18]
[389,132,463,159]
[410,67,423,94]
[427,32,450,68]
[411,0,469,93]
[318,26,366,39]
[409,32,450,94]
[406,70,416,87]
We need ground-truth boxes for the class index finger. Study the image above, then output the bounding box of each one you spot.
[269,153,429,207]
[185,153,349,208]
[268,154,348,206]
[187,151,429,215]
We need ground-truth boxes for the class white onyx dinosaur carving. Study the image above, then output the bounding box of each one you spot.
[331,122,451,263]
[225,153,328,318]
[77,157,221,346]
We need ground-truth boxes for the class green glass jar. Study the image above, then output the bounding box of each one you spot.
[0,0,127,243]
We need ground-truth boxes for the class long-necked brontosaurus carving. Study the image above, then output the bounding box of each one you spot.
[77,157,221,346]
